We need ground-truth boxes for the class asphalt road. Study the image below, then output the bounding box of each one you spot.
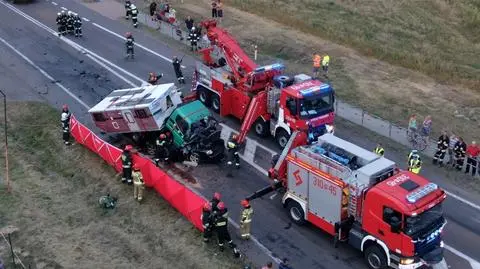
[0,0,479,268]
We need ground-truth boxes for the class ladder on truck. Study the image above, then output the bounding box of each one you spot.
[348,182,367,221]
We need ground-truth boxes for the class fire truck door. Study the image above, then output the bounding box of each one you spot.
[121,110,141,132]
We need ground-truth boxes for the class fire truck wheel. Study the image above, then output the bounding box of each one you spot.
[286,201,306,225]
[275,129,290,149]
[254,119,269,137]
[198,89,211,107]
[211,95,220,113]
[364,245,388,269]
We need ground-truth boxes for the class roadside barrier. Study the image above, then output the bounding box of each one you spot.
[69,115,205,231]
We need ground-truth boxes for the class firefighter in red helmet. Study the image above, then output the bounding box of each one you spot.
[201,202,213,242]
[121,145,133,184]
[211,192,222,214]
[240,199,253,240]
[132,164,144,202]
[213,202,240,257]
[61,104,71,145]
[155,133,169,166]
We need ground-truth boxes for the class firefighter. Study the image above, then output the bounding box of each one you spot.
[374,143,385,156]
[125,0,132,20]
[240,199,253,240]
[408,151,422,174]
[454,137,467,171]
[125,32,135,59]
[214,202,240,257]
[226,134,240,177]
[155,133,169,166]
[433,131,449,166]
[211,192,222,214]
[148,72,164,85]
[322,54,330,75]
[56,12,65,36]
[74,14,82,37]
[172,56,185,84]
[201,202,213,242]
[58,11,68,36]
[132,164,144,202]
[187,26,200,51]
[130,4,139,28]
[66,11,75,35]
[121,145,133,184]
[61,104,71,145]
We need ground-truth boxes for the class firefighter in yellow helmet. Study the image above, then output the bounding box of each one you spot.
[132,164,144,202]
[226,134,240,177]
[240,199,253,240]
[408,150,422,174]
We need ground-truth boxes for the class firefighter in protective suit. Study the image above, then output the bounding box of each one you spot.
[187,27,200,51]
[130,4,139,28]
[240,200,253,240]
[124,0,132,20]
[74,14,82,37]
[172,56,185,84]
[433,131,449,166]
[214,202,240,257]
[454,137,467,171]
[61,104,71,145]
[66,11,75,35]
[211,192,222,215]
[201,202,213,242]
[226,134,240,177]
[56,12,67,36]
[155,133,169,166]
[408,150,422,174]
[132,164,145,202]
[125,32,135,59]
[121,145,133,184]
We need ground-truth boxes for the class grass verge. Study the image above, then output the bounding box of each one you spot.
[0,102,244,268]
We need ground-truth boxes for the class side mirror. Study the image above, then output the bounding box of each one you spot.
[390,216,401,233]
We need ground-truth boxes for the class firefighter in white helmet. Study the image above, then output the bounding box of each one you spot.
[61,104,71,145]
[130,4,139,28]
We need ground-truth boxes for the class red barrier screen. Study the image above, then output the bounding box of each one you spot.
[70,115,205,231]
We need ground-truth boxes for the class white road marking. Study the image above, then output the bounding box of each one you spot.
[444,191,480,211]
[82,17,90,22]
[92,22,187,69]
[0,36,90,110]
[60,7,67,11]
[3,1,480,267]
[51,1,58,5]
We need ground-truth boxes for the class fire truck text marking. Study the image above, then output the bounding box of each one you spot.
[313,176,337,196]
[293,170,303,186]
[112,121,120,129]
[386,174,409,187]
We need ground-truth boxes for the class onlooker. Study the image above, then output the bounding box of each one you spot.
[149,2,157,20]
[447,132,458,167]
[407,114,417,136]
[312,52,321,78]
[322,54,330,75]
[211,0,218,18]
[422,115,432,139]
[279,258,294,269]
[262,261,273,269]
[185,15,194,32]
[465,141,479,177]
[217,0,224,22]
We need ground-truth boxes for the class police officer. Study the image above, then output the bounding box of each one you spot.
[74,14,82,37]
[454,137,467,171]
[125,32,135,59]
[66,11,75,35]
[240,199,253,240]
[130,4,139,28]
[408,150,422,174]
[226,134,240,177]
[374,143,385,157]
[433,131,449,166]
[61,104,71,145]
[201,202,213,242]
[155,133,169,166]
[172,56,185,84]
[187,26,200,51]
[214,202,239,256]
[121,145,133,184]
[132,164,144,202]
[125,0,132,20]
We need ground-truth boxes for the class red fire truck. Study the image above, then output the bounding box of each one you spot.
[253,132,447,269]
[193,20,335,147]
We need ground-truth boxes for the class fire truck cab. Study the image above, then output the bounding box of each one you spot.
[282,133,447,269]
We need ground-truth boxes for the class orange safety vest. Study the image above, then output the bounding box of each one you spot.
[313,54,321,67]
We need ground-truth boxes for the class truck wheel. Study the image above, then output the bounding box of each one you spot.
[189,152,200,165]
[364,245,388,269]
[211,95,220,113]
[198,89,211,107]
[286,201,306,225]
[254,119,269,137]
[275,129,290,149]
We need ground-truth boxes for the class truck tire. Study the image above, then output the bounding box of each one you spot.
[275,129,290,149]
[364,245,388,269]
[254,118,269,137]
[211,95,221,113]
[198,89,211,107]
[286,200,306,225]
[273,75,294,88]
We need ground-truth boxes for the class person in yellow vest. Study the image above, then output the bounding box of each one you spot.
[132,164,145,202]
[374,143,385,156]
[240,199,254,240]
[322,54,330,75]
[408,150,422,174]
[312,53,321,78]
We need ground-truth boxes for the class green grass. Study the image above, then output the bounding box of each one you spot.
[230,0,480,89]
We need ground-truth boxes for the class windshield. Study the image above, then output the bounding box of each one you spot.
[299,92,334,119]
[404,204,444,237]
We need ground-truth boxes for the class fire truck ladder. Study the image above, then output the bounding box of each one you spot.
[348,182,367,221]
[237,91,267,144]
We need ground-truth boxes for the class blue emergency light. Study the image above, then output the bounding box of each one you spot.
[406,183,438,203]
[300,84,330,96]
[253,63,285,74]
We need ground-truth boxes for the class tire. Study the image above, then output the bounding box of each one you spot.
[198,89,211,107]
[364,245,388,269]
[211,95,220,113]
[286,200,306,225]
[275,129,290,149]
[254,118,269,137]
[189,152,200,165]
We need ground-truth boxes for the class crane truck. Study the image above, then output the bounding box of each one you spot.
[247,132,447,269]
[192,20,335,148]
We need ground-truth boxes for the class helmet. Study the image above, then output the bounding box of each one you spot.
[241,199,249,208]
[57,13,61,16]
[217,202,225,210]
[232,134,238,140]
[133,164,140,171]
[149,72,156,77]
[203,202,211,211]
[191,26,196,30]
[61,10,66,14]
[159,134,166,139]
[62,104,68,110]
[213,192,221,200]
[130,4,136,9]
[125,32,132,38]
[124,145,133,151]
[67,11,72,15]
